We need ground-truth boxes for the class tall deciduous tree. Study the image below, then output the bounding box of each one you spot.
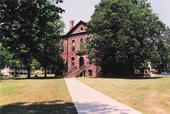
[0,43,10,71]
[0,0,64,78]
[163,27,170,72]
[88,0,169,77]
[32,0,64,77]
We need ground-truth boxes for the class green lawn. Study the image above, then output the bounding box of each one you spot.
[0,79,77,114]
[78,76,170,114]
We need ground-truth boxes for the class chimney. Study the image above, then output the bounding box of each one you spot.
[69,20,74,30]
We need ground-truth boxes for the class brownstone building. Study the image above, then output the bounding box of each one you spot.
[61,20,100,77]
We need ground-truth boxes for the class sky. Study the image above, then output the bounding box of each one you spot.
[148,0,170,27]
[60,0,170,32]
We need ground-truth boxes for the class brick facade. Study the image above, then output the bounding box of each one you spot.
[61,21,100,77]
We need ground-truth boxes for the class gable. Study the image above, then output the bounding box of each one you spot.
[71,23,87,34]
[66,21,87,36]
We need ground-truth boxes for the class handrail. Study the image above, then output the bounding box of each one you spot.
[79,65,85,70]
[74,65,86,77]
[65,66,77,76]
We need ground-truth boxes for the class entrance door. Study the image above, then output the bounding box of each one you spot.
[79,57,84,68]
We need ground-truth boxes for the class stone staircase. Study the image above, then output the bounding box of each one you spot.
[65,66,77,78]
[65,65,86,77]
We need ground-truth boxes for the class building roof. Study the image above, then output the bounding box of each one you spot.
[62,20,87,38]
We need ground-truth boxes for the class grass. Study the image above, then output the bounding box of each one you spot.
[0,79,77,114]
[78,76,170,114]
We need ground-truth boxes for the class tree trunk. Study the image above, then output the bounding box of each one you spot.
[54,69,58,78]
[141,68,145,77]
[129,66,135,78]
[44,68,47,78]
[55,72,58,78]
[14,68,18,77]
[27,66,31,78]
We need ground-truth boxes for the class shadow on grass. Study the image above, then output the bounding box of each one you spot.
[0,100,77,114]
[0,101,136,114]
[74,102,133,114]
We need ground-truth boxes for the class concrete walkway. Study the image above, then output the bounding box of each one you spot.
[65,78,142,114]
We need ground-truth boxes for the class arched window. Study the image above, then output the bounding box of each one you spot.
[79,57,84,68]
[71,57,75,61]
[71,57,75,66]
[72,40,75,51]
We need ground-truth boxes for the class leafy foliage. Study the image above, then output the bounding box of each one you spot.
[88,0,169,76]
[77,40,88,56]
[0,0,64,78]
[163,27,170,72]
[0,43,10,70]
[0,43,23,77]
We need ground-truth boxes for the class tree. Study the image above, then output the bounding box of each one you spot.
[0,43,10,71]
[0,43,22,77]
[32,0,64,77]
[8,57,23,77]
[88,0,168,77]
[0,0,64,78]
[162,27,170,72]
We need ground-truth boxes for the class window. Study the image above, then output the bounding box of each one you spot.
[80,27,84,31]
[71,57,75,61]
[72,40,75,51]
[88,70,93,76]
[71,57,75,66]
[61,41,64,52]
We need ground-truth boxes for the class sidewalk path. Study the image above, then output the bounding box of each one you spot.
[65,78,142,114]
